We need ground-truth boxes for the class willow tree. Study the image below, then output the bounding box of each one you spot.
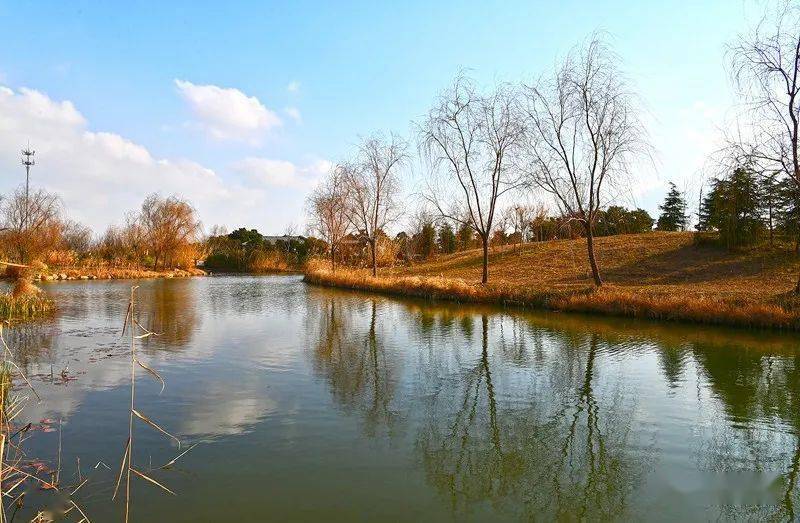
[342,133,407,276]
[727,2,800,291]
[0,186,62,263]
[138,193,201,269]
[307,165,351,271]
[520,38,648,286]
[419,76,525,284]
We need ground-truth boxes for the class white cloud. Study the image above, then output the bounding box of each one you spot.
[284,106,302,123]
[234,157,331,190]
[286,80,300,93]
[0,85,304,232]
[174,79,281,143]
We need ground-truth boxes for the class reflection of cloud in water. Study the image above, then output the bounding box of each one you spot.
[180,382,277,437]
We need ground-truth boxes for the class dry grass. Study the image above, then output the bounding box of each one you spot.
[305,232,800,330]
[0,293,55,321]
[248,252,297,273]
[26,266,206,281]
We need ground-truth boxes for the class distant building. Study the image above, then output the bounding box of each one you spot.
[262,235,306,246]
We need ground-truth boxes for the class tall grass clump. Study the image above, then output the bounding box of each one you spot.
[0,293,55,321]
[1,262,55,321]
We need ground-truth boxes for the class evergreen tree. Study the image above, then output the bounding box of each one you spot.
[417,221,437,259]
[628,208,656,233]
[760,172,780,246]
[656,182,688,231]
[776,177,800,250]
[698,168,765,248]
[456,222,474,251]
[697,184,719,232]
[438,223,457,254]
[596,206,654,236]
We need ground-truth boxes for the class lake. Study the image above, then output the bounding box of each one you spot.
[6,275,800,521]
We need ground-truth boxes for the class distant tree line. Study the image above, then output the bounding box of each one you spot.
[0,188,202,270]
[203,227,322,272]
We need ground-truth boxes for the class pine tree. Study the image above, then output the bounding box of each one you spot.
[776,177,800,251]
[656,182,688,231]
[698,168,765,249]
[456,222,473,251]
[418,221,437,259]
[438,223,457,254]
[760,172,780,246]
[697,182,719,232]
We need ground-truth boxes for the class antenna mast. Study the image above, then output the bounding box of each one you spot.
[21,145,35,229]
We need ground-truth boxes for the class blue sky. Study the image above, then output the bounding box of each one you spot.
[0,1,759,233]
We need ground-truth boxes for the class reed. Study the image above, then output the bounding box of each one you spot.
[113,286,194,523]
[0,293,55,321]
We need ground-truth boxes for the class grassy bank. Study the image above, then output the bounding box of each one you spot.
[305,232,800,331]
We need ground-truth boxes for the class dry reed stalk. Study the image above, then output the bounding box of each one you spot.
[113,286,194,522]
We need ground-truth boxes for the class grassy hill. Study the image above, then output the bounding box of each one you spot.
[306,232,800,330]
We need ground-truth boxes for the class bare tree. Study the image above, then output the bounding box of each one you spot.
[419,76,525,283]
[503,203,536,248]
[727,1,800,290]
[520,38,648,286]
[60,219,93,256]
[342,133,408,276]
[308,165,352,270]
[0,186,62,263]
[138,193,202,269]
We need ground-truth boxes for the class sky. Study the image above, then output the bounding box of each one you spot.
[0,1,765,234]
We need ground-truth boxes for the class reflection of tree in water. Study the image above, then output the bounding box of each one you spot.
[1,321,58,369]
[136,280,200,353]
[693,347,800,520]
[657,342,688,389]
[417,315,645,520]
[310,296,400,437]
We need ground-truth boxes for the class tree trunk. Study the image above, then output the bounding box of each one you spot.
[330,246,336,272]
[585,224,603,287]
[481,236,489,284]
[370,239,377,277]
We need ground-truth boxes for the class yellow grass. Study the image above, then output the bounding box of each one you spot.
[0,292,55,320]
[305,232,800,330]
[28,266,206,281]
[248,252,297,273]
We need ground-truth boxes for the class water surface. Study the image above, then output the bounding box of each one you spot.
[7,275,800,521]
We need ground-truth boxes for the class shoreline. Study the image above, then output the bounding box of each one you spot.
[28,266,206,282]
[304,267,800,332]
